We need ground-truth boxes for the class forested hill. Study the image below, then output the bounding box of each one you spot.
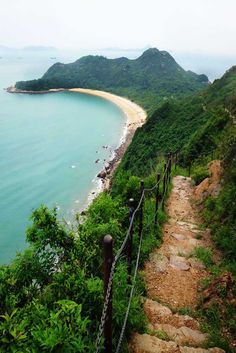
[15,48,209,109]
[113,64,236,178]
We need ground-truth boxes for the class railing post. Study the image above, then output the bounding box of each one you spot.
[168,153,172,183]
[138,180,144,239]
[166,154,170,188]
[162,163,167,210]
[127,198,134,283]
[154,173,161,228]
[103,235,113,353]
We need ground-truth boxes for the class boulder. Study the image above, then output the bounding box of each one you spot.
[97,170,107,179]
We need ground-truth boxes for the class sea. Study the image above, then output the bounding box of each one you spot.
[0,49,128,264]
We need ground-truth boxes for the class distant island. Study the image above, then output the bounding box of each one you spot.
[13,48,209,110]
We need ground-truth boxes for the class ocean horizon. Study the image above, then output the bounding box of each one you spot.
[0,53,125,264]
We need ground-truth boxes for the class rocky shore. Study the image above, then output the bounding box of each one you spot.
[6,86,65,94]
[96,123,138,190]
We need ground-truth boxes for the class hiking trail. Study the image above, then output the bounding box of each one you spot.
[129,175,225,353]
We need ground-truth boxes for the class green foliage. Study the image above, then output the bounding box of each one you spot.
[191,165,210,185]
[181,108,230,165]
[0,176,166,352]
[115,96,210,177]
[146,328,170,341]
[199,127,236,270]
[0,300,92,353]
[16,49,208,113]
[76,192,127,275]
[177,307,196,317]
[193,247,214,268]
[199,303,234,352]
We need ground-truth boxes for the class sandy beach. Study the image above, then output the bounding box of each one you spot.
[69,88,146,126]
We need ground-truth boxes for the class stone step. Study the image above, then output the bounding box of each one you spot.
[150,253,169,273]
[144,299,199,330]
[129,333,225,353]
[179,347,225,353]
[169,255,191,271]
[129,333,179,353]
[149,323,207,346]
[176,221,200,231]
[149,251,205,272]
[171,233,188,241]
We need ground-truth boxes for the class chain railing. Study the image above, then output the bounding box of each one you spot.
[95,154,172,353]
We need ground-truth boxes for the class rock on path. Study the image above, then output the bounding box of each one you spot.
[129,176,225,353]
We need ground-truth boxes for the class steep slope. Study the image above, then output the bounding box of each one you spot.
[15,48,208,109]
[114,65,236,177]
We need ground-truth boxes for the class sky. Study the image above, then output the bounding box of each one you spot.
[1,0,236,56]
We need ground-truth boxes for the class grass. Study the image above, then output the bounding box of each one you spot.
[193,246,214,268]
[172,165,189,177]
[176,307,196,317]
[199,304,234,352]
[146,328,170,341]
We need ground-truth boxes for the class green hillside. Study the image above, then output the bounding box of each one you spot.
[15,48,208,110]
[1,57,236,352]
[113,66,236,178]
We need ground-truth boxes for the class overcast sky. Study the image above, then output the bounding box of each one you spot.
[1,0,236,55]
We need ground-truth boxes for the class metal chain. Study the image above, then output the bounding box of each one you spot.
[95,191,145,353]
[95,258,116,353]
[115,227,144,353]
[144,159,170,192]
[95,157,171,352]
[115,162,172,352]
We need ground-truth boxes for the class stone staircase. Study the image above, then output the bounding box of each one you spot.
[129,176,225,353]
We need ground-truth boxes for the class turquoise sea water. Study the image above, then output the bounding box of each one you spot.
[0,55,125,264]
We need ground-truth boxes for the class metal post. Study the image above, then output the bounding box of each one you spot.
[138,180,144,239]
[103,235,113,353]
[162,163,167,210]
[166,155,170,192]
[127,198,134,282]
[169,154,172,183]
[154,174,161,227]
[188,162,191,177]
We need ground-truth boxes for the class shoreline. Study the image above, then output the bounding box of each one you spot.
[7,85,147,205]
[68,88,147,192]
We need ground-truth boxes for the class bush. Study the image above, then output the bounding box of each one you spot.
[192,165,210,185]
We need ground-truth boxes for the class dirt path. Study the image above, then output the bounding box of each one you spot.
[225,108,236,127]
[129,176,225,353]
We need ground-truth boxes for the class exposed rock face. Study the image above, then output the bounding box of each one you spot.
[194,160,222,203]
[97,170,107,179]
